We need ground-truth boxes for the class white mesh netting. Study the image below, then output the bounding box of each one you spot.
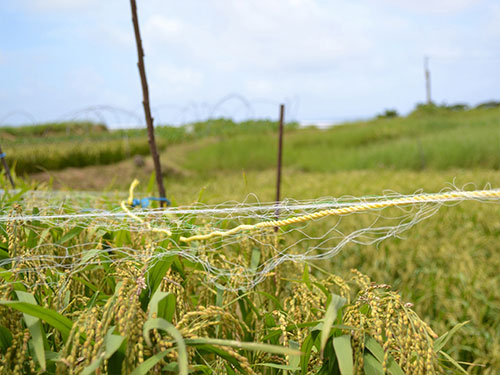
[1,184,499,290]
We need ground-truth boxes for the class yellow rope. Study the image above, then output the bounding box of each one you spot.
[120,179,172,237]
[178,189,500,243]
[120,180,500,244]
[127,178,140,206]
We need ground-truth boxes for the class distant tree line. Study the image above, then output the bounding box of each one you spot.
[377,99,500,119]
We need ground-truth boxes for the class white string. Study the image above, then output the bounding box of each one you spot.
[2,189,499,223]
[2,185,499,290]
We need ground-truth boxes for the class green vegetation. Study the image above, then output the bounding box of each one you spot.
[4,107,500,175]
[0,176,478,374]
[2,119,298,174]
[2,106,500,373]
[376,109,399,119]
[184,107,500,174]
[0,121,107,139]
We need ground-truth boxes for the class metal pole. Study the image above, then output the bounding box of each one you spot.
[129,0,166,205]
[424,56,432,105]
[0,144,15,188]
[275,104,285,230]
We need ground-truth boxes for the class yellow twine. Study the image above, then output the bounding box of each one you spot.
[121,180,500,244]
[120,179,172,237]
[178,189,500,243]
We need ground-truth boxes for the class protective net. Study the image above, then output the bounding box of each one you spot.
[1,183,500,291]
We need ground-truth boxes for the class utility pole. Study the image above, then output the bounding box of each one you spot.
[424,55,432,105]
[129,0,166,205]
[275,104,285,231]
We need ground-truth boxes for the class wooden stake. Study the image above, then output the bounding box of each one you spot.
[0,144,15,188]
[275,104,285,231]
[129,0,166,205]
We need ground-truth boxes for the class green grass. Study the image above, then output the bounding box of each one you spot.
[5,107,500,175]
[3,119,298,174]
[0,121,107,139]
[184,107,500,174]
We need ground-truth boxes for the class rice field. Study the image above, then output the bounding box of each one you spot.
[1,107,500,374]
[0,176,483,374]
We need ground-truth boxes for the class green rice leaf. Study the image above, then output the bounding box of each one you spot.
[82,327,126,375]
[186,337,302,356]
[0,326,12,353]
[0,300,73,342]
[255,291,283,311]
[143,318,188,375]
[434,321,469,352]
[300,331,318,375]
[15,291,46,371]
[104,327,125,359]
[146,255,174,294]
[302,264,312,289]
[288,340,301,369]
[365,336,404,375]
[333,335,353,375]
[255,363,300,371]
[82,355,104,375]
[438,351,468,374]
[130,350,173,375]
[58,226,83,244]
[194,344,245,372]
[363,353,384,375]
[147,290,175,322]
[320,294,346,356]
[249,247,261,272]
[365,336,384,362]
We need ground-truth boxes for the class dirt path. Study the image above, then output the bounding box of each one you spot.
[29,138,214,190]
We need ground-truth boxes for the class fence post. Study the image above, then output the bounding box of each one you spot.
[275,104,285,230]
[0,144,15,188]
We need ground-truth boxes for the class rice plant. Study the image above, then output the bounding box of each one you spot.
[0,180,472,374]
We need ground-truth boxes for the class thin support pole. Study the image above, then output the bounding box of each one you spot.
[275,104,285,231]
[424,55,432,105]
[0,144,15,188]
[129,0,166,205]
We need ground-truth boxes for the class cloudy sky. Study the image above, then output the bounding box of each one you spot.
[1,0,499,127]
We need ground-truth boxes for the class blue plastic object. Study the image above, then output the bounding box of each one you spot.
[131,197,171,208]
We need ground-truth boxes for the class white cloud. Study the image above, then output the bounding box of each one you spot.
[136,0,403,75]
[18,0,100,12]
[3,0,499,123]
[245,79,274,96]
[144,15,183,42]
[99,25,134,48]
[208,0,374,68]
[486,4,500,36]
[378,0,483,14]
[151,64,203,89]
[68,67,105,98]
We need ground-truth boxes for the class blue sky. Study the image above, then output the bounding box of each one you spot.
[1,0,499,127]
